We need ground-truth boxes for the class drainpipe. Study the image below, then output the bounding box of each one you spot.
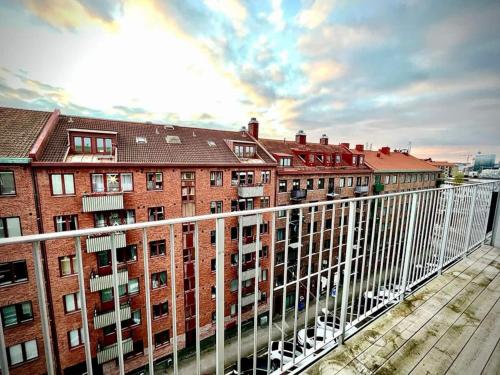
[31,167,62,374]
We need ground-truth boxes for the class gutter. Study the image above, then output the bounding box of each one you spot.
[31,161,278,168]
[0,157,31,164]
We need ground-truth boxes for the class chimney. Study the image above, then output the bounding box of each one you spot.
[380,146,391,155]
[320,134,328,145]
[377,152,381,158]
[248,117,259,139]
[296,130,306,145]
[355,144,364,152]
[340,142,350,149]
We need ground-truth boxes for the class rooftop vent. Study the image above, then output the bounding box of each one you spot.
[207,140,216,147]
[145,121,153,124]
[68,117,74,123]
[155,128,160,134]
[164,125,175,130]
[136,136,147,144]
[165,135,181,144]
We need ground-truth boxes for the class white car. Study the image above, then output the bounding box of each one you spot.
[364,284,407,305]
[316,313,359,337]
[269,341,304,367]
[297,326,335,349]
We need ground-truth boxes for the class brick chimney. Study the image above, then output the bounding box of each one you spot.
[320,134,328,145]
[248,117,259,139]
[355,144,364,152]
[296,130,306,145]
[380,146,391,155]
[340,142,350,149]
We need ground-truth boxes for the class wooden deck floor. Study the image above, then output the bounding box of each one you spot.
[305,244,500,375]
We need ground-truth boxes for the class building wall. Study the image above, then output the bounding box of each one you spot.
[0,165,47,375]
[33,164,274,373]
[374,172,438,194]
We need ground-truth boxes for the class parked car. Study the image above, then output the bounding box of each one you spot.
[363,283,408,305]
[268,340,307,369]
[316,313,358,337]
[227,355,270,375]
[297,326,335,349]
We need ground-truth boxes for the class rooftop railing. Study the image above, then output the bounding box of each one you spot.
[0,181,498,375]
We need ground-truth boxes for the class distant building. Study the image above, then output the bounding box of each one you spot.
[422,159,458,178]
[479,169,500,179]
[473,153,496,171]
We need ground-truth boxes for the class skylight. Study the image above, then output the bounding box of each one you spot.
[136,136,147,144]
[165,135,181,144]
[207,140,216,147]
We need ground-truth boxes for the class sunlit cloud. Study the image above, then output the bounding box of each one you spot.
[296,0,336,29]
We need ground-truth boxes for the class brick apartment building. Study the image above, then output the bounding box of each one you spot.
[422,158,458,180]
[363,147,440,194]
[257,127,372,312]
[0,106,441,375]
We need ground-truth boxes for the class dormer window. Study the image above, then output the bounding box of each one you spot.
[96,138,112,153]
[335,154,341,164]
[352,156,357,165]
[308,154,315,163]
[234,144,256,158]
[359,156,364,165]
[316,154,324,164]
[279,157,291,167]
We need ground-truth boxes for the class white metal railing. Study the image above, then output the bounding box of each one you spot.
[0,181,498,375]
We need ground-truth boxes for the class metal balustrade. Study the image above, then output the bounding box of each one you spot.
[0,181,498,375]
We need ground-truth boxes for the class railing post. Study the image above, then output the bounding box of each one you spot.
[32,241,55,375]
[0,312,9,375]
[169,224,179,375]
[400,193,418,300]
[75,237,93,375]
[492,185,500,248]
[463,187,478,258]
[339,201,356,345]
[142,229,154,374]
[215,218,225,375]
[438,189,455,274]
[110,233,124,375]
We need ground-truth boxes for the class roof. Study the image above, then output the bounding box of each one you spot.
[364,150,441,173]
[0,107,52,158]
[259,138,372,174]
[37,114,275,165]
[426,160,457,167]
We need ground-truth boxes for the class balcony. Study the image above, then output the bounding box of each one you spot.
[238,184,264,198]
[89,267,128,292]
[241,268,256,281]
[97,337,134,364]
[354,185,369,194]
[241,237,262,255]
[93,303,131,329]
[290,188,307,201]
[241,214,260,227]
[241,292,260,307]
[82,193,124,212]
[86,232,126,253]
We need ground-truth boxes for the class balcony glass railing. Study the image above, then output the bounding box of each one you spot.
[0,181,497,375]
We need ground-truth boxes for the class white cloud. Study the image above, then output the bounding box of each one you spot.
[268,0,285,31]
[203,0,248,36]
[296,0,336,29]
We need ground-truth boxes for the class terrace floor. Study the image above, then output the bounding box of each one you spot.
[305,244,500,375]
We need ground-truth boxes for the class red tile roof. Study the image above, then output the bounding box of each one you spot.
[37,114,275,165]
[0,107,52,158]
[363,150,440,172]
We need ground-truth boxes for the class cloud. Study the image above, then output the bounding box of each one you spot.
[268,0,285,32]
[203,0,248,36]
[301,60,346,86]
[296,0,336,29]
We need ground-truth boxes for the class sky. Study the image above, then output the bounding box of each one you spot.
[0,0,499,162]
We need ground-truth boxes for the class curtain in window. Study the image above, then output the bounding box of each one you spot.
[121,174,133,191]
[25,340,38,360]
[64,174,75,194]
[8,344,23,365]
[51,174,63,195]
[92,174,104,192]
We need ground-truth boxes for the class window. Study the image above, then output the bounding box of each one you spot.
[59,255,77,276]
[54,215,77,232]
[318,178,325,189]
[150,240,166,257]
[231,198,253,211]
[155,329,170,347]
[210,171,223,187]
[0,172,16,195]
[234,144,256,158]
[279,157,291,167]
[230,227,238,240]
[0,261,28,286]
[231,171,254,186]
[391,175,397,184]
[278,206,286,218]
[152,271,167,289]
[117,245,137,263]
[0,217,21,238]
[260,197,270,208]
[68,328,84,348]
[1,301,33,327]
[352,156,357,165]
[153,301,169,318]
[121,173,133,191]
[106,174,120,193]
[347,177,353,187]
[278,180,287,193]
[260,269,268,281]
[7,339,38,366]
[384,175,390,184]
[292,179,300,190]
[339,178,345,188]
[128,278,140,294]
[211,259,216,272]
[148,207,165,221]
[231,304,236,316]
[84,137,91,153]
[74,137,82,152]
[63,292,81,313]
[359,156,364,164]
[277,228,285,241]
[211,286,216,299]
[146,172,163,190]
[210,201,223,214]
[356,177,362,186]
[261,170,271,184]
[50,174,75,196]
[335,154,341,164]
[306,179,313,190]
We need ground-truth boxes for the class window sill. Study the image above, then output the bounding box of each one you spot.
[155,342,171,350]
[0,280,29,288]
[8,356,39,369]
[3,318,34,329]
[69,344,84,351]
[0,194,17,197]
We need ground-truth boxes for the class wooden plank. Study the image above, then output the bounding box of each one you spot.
[357,248,497,373]
[304,245,495,375]
[480,338,500,375]
[446,298,500,374]
[409,273,500,374]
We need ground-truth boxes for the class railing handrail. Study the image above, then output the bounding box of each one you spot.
[0,181,496,246]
